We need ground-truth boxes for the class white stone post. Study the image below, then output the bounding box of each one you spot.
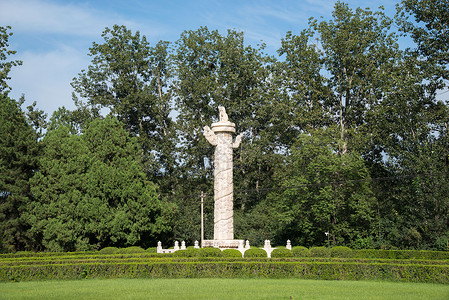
[204,106,242,242]
[264,240,273,258]
[174,241,179,251]
[286,240,292,250]
[181,241,186,250]
[194,240,199,249]
[157,241,162,253]
[238,240,244,251]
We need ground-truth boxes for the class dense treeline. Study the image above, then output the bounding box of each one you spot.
[1,0,448,252]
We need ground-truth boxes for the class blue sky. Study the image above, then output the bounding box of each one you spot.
[1,0,399,116]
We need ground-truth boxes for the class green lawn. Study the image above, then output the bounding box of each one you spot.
[1,278,449,300]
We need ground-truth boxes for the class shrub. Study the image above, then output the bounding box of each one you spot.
[271,248,293,258]
[198,247,222,257]
[434,236,449,251]
[222,249,242,258]
[115,246,145,254]
[146,247,157,253]
[173,248,200,257]
[244,248,267,258]
[330,246,352,258]
[310,247,330,257]
[353,249,377,259]
[292,246,310,257]
[99,247,118,254]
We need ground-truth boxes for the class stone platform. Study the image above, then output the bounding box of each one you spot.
[202,239,245,249]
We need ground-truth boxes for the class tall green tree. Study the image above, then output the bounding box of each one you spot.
[357,0,449,249]
[0,26,40,252]
[267,128,375,248]
[275,29,331,137]
[71,25,175,185]
[273,2,449,249]
[0,26,22,95]
[371,52,449,249]
[310,2,401,155]
[0,95,40,252]
[27,117,174,251]
[397,0,449,81]
[275,3,406,183]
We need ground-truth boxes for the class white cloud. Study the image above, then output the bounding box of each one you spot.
[197,0,335,51]
[1,0,106,36]
[2,0,168,116]
[9,46,88,115]
[0,0,163,38]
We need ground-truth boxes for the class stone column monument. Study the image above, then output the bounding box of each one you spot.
[203,106,243,249]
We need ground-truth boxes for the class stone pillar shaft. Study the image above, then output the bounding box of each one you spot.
[214,131,234,240]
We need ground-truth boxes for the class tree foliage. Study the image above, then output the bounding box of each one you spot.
[0,95,40,252]
[0,27,39,252]
[26,117,174,251]
[2,2,449,252]
[397,0,449,81]
[0,26,22,95]
[71,25,175,182]
[267,129,375,247]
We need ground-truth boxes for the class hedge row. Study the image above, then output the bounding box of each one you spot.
[4,257,449,271]
[0,246,156,258]
[3,247,447,260]
[285,247,449,260]
[2,261,448,283]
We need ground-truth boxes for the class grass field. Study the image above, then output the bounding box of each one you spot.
[2,278,449,300]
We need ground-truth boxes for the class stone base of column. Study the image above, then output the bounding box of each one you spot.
[202,239,244,249]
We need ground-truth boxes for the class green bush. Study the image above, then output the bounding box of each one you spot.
[291,246,310,257]
[244,248,267,258]
[330,246,352,258]
[115,246,145,254]
[222,249,242,258]
[354,249,377,259]
[310,247,330,257]
[99,247,118,254]
[173,248,200,257]
[271,248,293,258]
[198,247,222,257]
[146,247,157,253]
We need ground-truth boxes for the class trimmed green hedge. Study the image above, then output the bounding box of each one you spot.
[222,249,242,258]
[173,248,200,257]
[352,249,449,260]
[310,247,330,257]
[244,248,267,258]
[99,247,118,254]
[199,247,222,257]
[330,246,352,258]
[2,248,447,260]
[115,247,146,254]
[292,246,310,257]
[0,251,97,258]
[2,247,449,283]
[271,248,293,258]
[2,261,448,283]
